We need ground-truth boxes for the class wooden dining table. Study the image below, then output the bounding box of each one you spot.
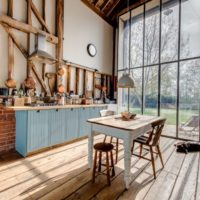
[87,114,165,189]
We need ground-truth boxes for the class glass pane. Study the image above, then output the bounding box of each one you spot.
[179,59,200,141]
[161,0,179,62]
[129,68,143,114]
[117,71,129,113]
[144,0,160,65]
[144,66,158,115]
[130,6,144,68]
[180,0,200,59]
[160,63,177,137]
[118,13,130,70]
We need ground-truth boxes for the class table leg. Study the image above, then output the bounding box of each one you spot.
[124,136,132,189]
[88,128,94,168]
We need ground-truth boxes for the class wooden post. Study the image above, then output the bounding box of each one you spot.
[56,0,64,89]
[93,72,96,98]
[27,0,32,78]
[76,68,79,95]
[30,0,50,33]
[67,65,71,93]
[2,24,28,59]
[31,63,48,94]
[42,0,46,81]
[83,69,86,96]
[6,0,16,89]
[0,15,58,44]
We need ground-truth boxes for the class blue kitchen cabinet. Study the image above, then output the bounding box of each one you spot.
[49,109,66,146]
[66,108,79,140]
[27,110,49,152]
[15,105,107,157]
[90,107,99,118]
[16,111,28,156]
[79,107,91,137]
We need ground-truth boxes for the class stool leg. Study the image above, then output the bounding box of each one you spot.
[115,138,119,164]
[110,137,113,143]
[106,152,111,186]
[103,135,107,143]
[110,151,115,177]
[98,151,102,172]
[92,150,98,183]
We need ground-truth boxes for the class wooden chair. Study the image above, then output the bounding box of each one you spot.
[100,110,119,164]
[92,142,115,186]
[131,118,166,179]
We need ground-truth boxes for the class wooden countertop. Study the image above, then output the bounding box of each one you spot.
[6,104,107,111]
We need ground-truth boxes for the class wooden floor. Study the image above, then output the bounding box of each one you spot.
[0,135,200,200]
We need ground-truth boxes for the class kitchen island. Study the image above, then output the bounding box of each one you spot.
[9,104,107,157]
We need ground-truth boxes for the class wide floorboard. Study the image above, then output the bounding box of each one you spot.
[0,135,199,200]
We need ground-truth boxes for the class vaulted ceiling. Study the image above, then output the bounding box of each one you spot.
[81,0,146,26]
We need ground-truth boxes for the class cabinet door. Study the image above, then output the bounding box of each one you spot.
[90,107,100,118]
[79,107,91,137]
[66,108,79,140]
[49,109,66,146]
[27,110,49,152]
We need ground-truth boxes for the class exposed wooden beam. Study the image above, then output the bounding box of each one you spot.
[27,0,32,79]
[106,0,121,16]
[2,24,29,59]
[67,65,71,93]
[76,68,79,95]
[84,70,89,95]
[94,0,100,6]
[93,72,96,97]
[6,0,16,88]
[100,0,110,12]
[0,14,58,44]
[56,0,64,88]
[31,63,48,94]
[8,0,13,17]
[83,69,86,95]
[7,36,14,79]
[29,0,51,33]
[81,0,113,26]
[42,0,46,80]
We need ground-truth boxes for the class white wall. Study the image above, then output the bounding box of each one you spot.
[0,0,113,92]
[64,0,113,75]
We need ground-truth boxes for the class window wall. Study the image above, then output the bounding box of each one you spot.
[118,0,200,141]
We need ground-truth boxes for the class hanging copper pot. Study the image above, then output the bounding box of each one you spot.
[5,79,16,88]
[24,77,36,89]
[57,84,65,93]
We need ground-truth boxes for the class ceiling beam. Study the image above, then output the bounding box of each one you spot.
[93,0,100,6]
[106,0,121,16]
[100,0,110,12]
[0,14,58,44]
[81,0,113,26]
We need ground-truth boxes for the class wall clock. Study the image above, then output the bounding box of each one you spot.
[87,44,97,57]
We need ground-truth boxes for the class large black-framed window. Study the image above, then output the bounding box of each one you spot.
[117,0,200,141]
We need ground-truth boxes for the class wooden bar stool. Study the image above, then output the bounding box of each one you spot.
[92,142,115,186]
[100,110,119,164]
